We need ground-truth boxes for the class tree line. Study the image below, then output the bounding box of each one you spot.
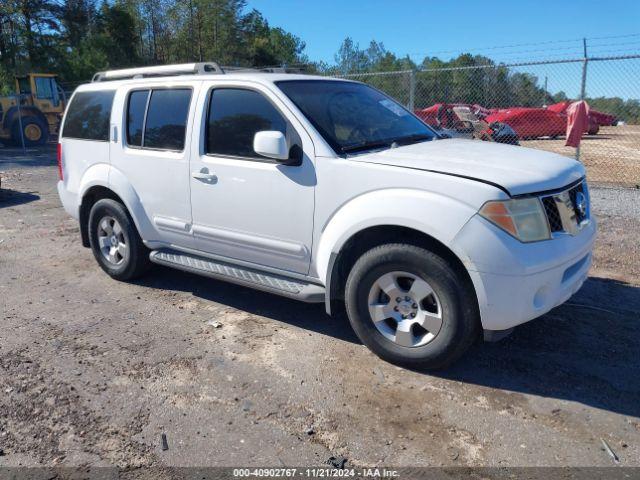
[0,0,308,90]
[1,1,637,122]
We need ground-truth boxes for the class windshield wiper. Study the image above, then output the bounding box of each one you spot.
[393,133,433,145]
[341,140,392,154]
[341,133,433,154]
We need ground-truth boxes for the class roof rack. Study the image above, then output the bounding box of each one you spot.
[91,62,310,83]
[92,62,224,82]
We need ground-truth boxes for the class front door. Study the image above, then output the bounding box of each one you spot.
[189,84,316,275]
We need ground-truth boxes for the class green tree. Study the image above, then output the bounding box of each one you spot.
[95,2,140,68]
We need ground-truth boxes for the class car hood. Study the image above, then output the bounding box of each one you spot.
[352,138,585,196]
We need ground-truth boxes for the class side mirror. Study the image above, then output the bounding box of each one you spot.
[253,131,289,161]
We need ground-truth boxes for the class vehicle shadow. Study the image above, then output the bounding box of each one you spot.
[139,269,639,418]
[135,265,360,344]
[0,188,40,208]
[428,276,640,419]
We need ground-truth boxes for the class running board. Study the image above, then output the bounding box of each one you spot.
[149,249,325,302]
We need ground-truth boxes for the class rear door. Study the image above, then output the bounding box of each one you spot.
[110,82,197,248]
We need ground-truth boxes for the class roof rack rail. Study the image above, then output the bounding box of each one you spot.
[92,62,224,82]
[220,66,259,73]
[258,67,307,73]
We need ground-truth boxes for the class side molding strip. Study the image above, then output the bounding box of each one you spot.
[192,224,309,259]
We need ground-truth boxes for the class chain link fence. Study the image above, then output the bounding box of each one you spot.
[337,54,640,188]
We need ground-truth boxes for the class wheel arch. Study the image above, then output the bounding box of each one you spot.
[79,186,127,247]
[324,224,478,317]
[78,169,154,248]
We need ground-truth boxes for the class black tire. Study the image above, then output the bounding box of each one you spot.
[11,116,49,146]
[88,198,152,281]
[344,244,480,369]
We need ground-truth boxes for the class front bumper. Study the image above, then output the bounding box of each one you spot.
[452,214,596,331]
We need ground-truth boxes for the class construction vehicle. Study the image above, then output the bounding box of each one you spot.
[0,73,66,146]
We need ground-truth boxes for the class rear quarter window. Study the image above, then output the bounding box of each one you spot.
[62,90,115,141]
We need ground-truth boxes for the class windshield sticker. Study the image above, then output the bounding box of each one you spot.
[379,99,408,116]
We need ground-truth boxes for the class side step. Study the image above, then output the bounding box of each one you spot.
[149,249,325,302]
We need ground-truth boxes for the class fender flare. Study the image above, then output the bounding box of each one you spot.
[315,189,478,313]
[78,164,155,243]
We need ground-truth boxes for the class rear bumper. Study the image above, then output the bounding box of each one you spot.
[57,180,79,220]
[453,214,596,331]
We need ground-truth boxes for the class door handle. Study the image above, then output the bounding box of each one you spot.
[192,170,218,183]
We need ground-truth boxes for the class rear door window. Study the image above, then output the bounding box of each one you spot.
[62,90,115,141]
[143,89,192,151]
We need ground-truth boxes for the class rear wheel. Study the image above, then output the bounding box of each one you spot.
[344,243,480,369]
[11,116,48,146]
[88,199,151,280]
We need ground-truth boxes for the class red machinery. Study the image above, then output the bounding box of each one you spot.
[484,106,600,139]
[416,101,608,140]
[415,103,491,129]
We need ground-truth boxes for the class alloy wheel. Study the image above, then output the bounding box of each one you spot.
[367,271,443,347]
[97,216,128,266]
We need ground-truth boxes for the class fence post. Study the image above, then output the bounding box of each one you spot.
[15,95,26,152]
[408,69,416,111]
[576,38,588,162]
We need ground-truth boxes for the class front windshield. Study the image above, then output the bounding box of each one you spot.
[276,80,436,154]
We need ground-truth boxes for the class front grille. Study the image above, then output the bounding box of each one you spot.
[540,180,590,236]
[542,197,563,232]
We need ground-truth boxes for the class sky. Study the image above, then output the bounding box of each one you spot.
[247,0,640,99]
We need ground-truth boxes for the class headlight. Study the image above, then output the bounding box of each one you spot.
[479,197,550,242]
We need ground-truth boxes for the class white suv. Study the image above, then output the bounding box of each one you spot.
[57,63,596,368]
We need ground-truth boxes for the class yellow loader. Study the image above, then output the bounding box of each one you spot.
[0,73,66,146]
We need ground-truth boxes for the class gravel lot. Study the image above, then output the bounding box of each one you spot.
[522,125,640,187]
[1,146,639,471]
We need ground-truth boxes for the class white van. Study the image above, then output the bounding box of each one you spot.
[57,63,595,368]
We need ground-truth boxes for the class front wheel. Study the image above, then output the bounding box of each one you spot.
[344,244,480,369]
[88,199,151,280]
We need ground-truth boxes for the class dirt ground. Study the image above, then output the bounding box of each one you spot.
[1,146,639,472]
[522,125,640,187]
